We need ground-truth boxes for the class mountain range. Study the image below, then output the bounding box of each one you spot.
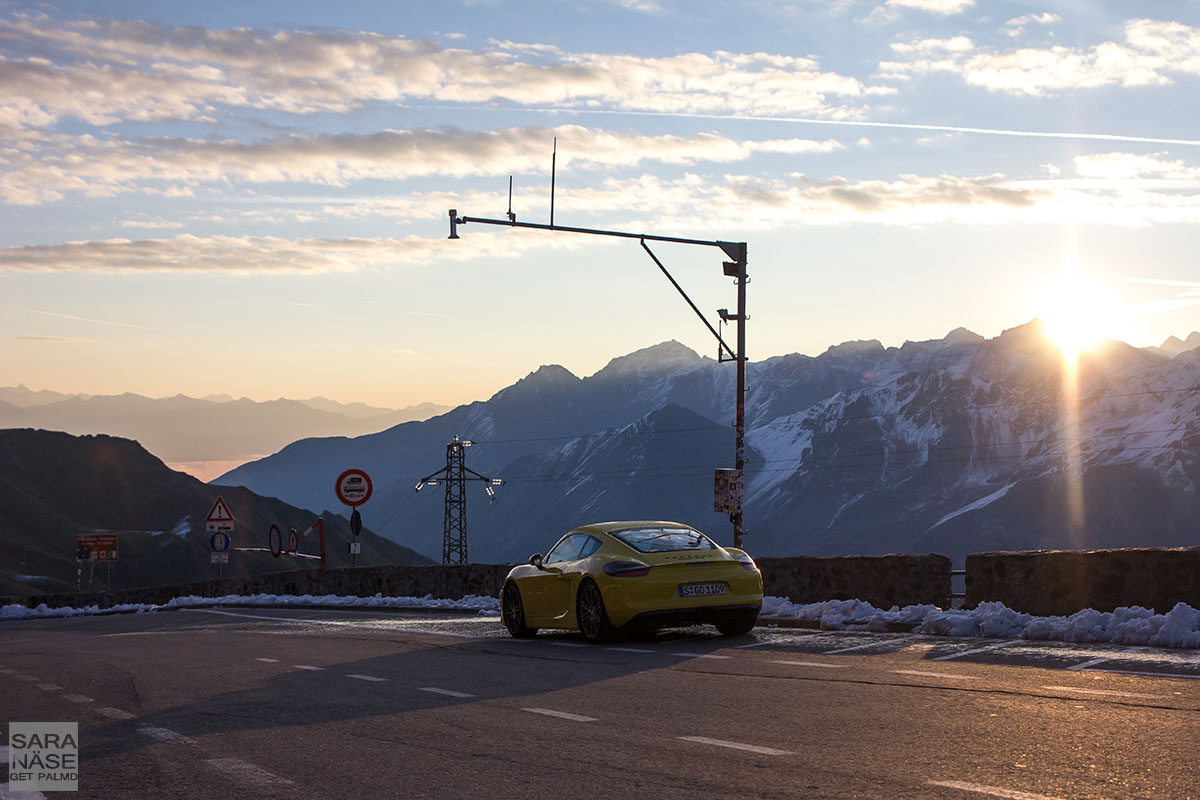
[0,429,430,598]
[0,387,449,480]
[215,321,1200,565]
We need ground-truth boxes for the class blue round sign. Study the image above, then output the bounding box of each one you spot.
[209,531,231,553]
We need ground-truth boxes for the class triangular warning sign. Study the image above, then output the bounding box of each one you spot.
[206,496,235,523]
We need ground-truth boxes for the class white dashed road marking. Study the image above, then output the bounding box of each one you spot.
[254,657,280,663]
[205,758,293,787]
[678,736,790,756]
[928,779,1066,799]
[607,647,654,653]
[894,670,979,680]
[770,660,848,669]
[138,726,194,744]
[61,693,93,704]
[522,708,597,722]
[36,683,62,691]
[547,642,587,648]
[933,641,1019,661]
[1067,656,1114,671]
[346,673,387,682]
[671,653,731,660]
[1042,685,1168,700]
[294,665,325,671]
[824,635,919,655]
[419,687,475,698]
[1082,668,1200,680]
[94,707,135,720]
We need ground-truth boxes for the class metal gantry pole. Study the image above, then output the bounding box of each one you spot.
[448,210,748,547]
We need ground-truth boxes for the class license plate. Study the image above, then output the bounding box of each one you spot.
[679,583,726,597]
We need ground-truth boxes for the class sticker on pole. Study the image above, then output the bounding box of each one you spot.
[205,496,235,533]
[335,469,373,507]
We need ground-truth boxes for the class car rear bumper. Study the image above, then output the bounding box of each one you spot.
[624,603,761,630]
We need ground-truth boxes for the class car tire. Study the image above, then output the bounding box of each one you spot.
[576,580,615,643]
[502,581,537,638]
[715,613,758,636]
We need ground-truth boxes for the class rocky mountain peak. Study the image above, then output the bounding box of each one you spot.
[594,340,705,379]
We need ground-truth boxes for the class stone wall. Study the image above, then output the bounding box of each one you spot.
[756,554,952,608]
[966,547,1200,616]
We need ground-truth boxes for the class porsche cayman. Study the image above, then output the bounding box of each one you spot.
[500,521,763,642]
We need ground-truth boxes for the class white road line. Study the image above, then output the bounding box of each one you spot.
[205,758,293,787]
[671,653,732,659]
[894,670,979,680]
[1068,647,1146,671]
[254,657,281,663]
[186,608,470,637]
[607,647,654,653]
[678,736,791,756]
[928,779,1065,799]
[419,687,475,698]
[0,750,49,799]
[1042,685,1168,700]
[933,640,1019,661]
[547,642,587,648]
[94,707,135,720]
[13,674,38,682]
[346,673,387,682]
[137,726,194,744]
[824,635,919,655]
[36,683,62,691]
[0,667,17,674]
[735,641,775,648]
[770,660,848,669]
[61,693,94,704]
[1081,668,1200,680]
[522,708,597,723]
[294,665,325,671]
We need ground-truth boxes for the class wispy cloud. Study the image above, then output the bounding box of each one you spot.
[11,335,95,342]
[881,19,1200,96]
[0,125,843,204]
[885,0,973,15]
[0,13,876,134]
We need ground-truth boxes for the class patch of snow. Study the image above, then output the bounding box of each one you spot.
[760,597,1200,649]
[170,517,190,537]
[927,483,1014,531]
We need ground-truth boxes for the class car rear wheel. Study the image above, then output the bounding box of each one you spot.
[715,613,758,636]
[577,580,614,643]
[502,581,537,638]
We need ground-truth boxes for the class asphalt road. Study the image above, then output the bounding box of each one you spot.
[2,608,1198,800]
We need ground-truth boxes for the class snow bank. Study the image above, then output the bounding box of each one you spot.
[0,592,500,621]
[760,597,1200,649]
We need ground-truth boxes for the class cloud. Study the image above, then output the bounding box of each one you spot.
[0,231,581,273]
[1003,12,1061,38]
[11,335,95,342]
[881,18,1200,96]
[884,0,974,14]
[0,14,875,132]
[1074,152,1200,180]
[0,125,844,204]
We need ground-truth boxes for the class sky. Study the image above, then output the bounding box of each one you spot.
[2,0,1200,408]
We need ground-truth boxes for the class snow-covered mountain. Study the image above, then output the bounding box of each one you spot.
[216,324,1200,564]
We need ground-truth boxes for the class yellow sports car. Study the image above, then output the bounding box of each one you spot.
[500,521,763,642]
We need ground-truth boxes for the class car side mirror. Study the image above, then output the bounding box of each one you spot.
[529,553,544,568]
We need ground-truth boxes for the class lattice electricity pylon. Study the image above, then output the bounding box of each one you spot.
[415,435,504,565]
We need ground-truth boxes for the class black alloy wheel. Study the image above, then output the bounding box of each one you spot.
[576,581,613,643]
[502,581,536,638]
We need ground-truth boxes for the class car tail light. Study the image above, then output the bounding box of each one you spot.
[737,553,757,571]
[603,561,650,577]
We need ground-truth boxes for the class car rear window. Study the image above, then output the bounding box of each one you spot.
[610,527,716,553]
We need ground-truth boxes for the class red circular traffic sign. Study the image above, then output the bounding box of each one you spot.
[335,469,373,507]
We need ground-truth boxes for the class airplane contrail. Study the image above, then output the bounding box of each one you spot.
[415,105,1200,148]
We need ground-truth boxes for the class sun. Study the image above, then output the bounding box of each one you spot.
[1034,275,1126,357]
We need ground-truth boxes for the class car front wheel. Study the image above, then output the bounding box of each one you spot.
[502,581,537,638]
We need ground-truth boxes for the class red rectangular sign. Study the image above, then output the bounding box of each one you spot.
[76,533,119,562]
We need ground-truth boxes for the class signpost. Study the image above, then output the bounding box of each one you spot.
[75,533,118,592]
[206,497,235,576]
[335,469,372,567]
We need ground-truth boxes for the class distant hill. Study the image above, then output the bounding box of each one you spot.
[0,389,451,480]
[0,429,432,598]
